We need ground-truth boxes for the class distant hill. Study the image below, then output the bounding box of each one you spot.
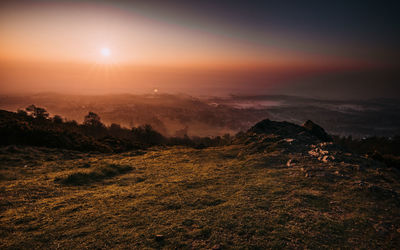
[1,93,399,138]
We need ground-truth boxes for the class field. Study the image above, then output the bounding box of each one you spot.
[1,145,400,249]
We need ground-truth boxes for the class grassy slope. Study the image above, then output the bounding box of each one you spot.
[0,145,399,249]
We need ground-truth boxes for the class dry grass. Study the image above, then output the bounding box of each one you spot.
[0,145,399,249]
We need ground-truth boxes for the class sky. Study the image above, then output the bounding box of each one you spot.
[0,0,399,99]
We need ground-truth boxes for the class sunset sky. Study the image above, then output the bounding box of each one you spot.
[1,0,399,98]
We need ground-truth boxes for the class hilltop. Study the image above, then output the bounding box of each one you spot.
[0,116,399,248]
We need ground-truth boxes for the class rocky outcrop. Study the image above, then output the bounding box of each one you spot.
[245,119,332,144]
[248,119,305,137]
[303,120,332,142]
[237,119,357,165]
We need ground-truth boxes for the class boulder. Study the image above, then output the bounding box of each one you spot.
[302,120,332,142]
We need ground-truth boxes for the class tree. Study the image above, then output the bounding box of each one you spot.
[83,112,106,138]
[131,124,165,146]
[17,109,28,116]
[83,112,104,128]
[52,115,63,124]
[222,133,232,144]
[109,123,122,131]
[25,105,49,119]
[109,123,126,138]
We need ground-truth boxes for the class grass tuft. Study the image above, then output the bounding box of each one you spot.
[55,163,132,185]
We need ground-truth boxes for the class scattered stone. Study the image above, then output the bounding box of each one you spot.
[308,142,340,163]
[322,155,329,163]
[286,159,292,167]
[309,147,329,157]
[155,234,164,241]
[212,244,222,250]
[286,158,299,167]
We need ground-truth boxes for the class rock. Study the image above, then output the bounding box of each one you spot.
[308,143,338,163]
[308,147,329,157]
[247,119,305,138]
[155,234,164,241]
[286,158,299,167]
[302,120,332,142]
[212,244,222,250]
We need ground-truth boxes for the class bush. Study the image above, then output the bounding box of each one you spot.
[56,163,132,185]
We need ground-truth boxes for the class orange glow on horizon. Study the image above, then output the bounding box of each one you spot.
[0,1,395,96]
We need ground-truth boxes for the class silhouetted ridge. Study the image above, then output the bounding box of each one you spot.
[249,119,304,136]
[303,120,332,142]
[248,118,332,142]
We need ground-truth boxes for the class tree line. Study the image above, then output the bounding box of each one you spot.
[0,105,232,152]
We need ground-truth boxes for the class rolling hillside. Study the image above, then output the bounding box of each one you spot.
[1,119,399,248]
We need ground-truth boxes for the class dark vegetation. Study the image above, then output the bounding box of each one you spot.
[0,105,231,153]
[333,135,400,156]
[0,93,265,137]
[333,135,400,169]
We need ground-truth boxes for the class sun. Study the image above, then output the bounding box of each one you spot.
[92,46,116,68]
[100,47,111,57]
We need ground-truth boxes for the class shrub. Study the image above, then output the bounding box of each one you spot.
[55,163,132,185]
